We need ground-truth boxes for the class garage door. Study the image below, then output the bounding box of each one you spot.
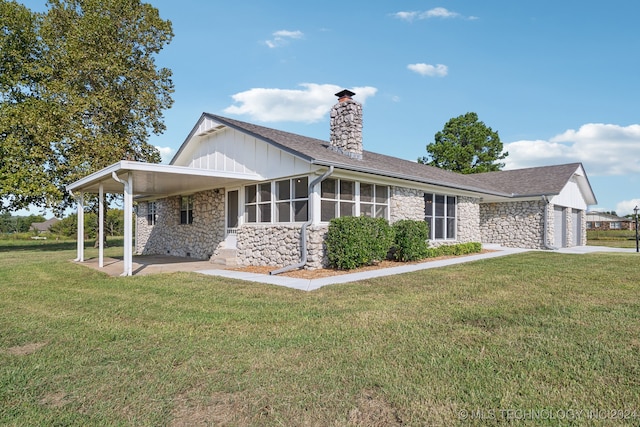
[572,210,581,246]
[554,206,566,248]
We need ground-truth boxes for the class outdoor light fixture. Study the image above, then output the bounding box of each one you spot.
[635,205,639,253]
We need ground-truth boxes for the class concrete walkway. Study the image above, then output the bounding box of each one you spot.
[197,244,636,291]
[78,245,636,290]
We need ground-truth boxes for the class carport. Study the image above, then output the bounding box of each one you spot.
[66,160,261,276]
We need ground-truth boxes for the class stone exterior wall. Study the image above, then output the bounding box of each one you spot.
[457,196,481,243]
[566,207,575,248]
[578,209,587,245]
[390,186,424,223]
[307,226,329,269]
[237,225,302,267]
[236,224,329,269]
[480,200,546,249]
[135,189,225,260]
[545,203,555,248]
[329,97,363,160]
[132,183,566,269]
[390,187,481,246]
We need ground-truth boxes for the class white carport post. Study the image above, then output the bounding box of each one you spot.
[98,183,104,268]
[112,171,133,276]
[75,192,84,262]
[123,172,133,276]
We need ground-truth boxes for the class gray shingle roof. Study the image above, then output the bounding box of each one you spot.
[202,113,588,200]
[471,163,584,197]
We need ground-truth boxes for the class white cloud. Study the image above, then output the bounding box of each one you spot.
[156,146,175,164]
[407,63,448,77]
[223,84,377,123]
[424,7,459,18]
[615,199,640,217]
[265,30,303,48]
[503,123,640,176]
[393,8,474,21]
[393,11,419,21]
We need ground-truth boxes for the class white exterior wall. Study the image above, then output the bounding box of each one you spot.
[550,178,587,211]
[175,123,316,180]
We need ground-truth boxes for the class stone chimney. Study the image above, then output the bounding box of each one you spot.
[329,89,363,160]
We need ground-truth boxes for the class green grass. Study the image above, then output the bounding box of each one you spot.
[1,240,640,426]
[588,229,638,248]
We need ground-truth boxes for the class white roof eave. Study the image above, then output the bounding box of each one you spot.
[66,161,263,195]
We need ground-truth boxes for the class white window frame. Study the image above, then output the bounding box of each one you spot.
[424,193,457,240]
[244,176,309,224]
[275,176,309,223]
[320,178,389,222]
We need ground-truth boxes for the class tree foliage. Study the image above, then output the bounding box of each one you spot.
[0,0,173,214]
[0,212,46,233]
[419,112,508,174]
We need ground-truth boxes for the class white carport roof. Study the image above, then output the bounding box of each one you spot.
[67,160,264,277]
[66,160,263,197]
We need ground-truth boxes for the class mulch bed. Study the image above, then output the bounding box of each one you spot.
[232,250,495,279]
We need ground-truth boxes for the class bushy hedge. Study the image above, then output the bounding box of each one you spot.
[392,219,430,261]
[325,216,394,270]
[424,241,482,258]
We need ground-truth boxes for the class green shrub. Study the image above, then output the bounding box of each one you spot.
[428,242,482,258]
[392,220,430,261]
[325,216,394,270]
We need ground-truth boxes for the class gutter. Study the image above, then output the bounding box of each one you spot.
[310,159,513,199]
[111,171,129,192]
[270,166,334,275]
[542,195,558,250]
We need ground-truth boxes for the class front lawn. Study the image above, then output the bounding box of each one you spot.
[1,240,639,426]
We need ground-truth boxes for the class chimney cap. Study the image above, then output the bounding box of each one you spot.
[335,89,356,99]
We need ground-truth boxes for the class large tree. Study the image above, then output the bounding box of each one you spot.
[0,0,173,214]
[419,112,508,174]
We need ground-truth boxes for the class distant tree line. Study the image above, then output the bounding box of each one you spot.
[0,212,45,233]
[0,209,124,237]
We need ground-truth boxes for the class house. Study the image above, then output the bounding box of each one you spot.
[67,90,597,276]
[30,217,60,233]
[585,212,634,231]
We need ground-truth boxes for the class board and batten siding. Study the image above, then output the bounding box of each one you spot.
[549,177,587,210]
[178,120,316,180]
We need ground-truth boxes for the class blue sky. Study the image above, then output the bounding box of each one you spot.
[19,0,640,216]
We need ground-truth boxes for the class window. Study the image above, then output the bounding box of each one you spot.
[586,222,593,229]
[611,222,621,229]
[321,179,355,221]
[424,193,456,240]
[180,196,194,224]
[275,177,308,222]
[147,201,157,226]
[320,179,389,221]
[360,183,389,219]
[245,183,271,223]
[245,176,309,223]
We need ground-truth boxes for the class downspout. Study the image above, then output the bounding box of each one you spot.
[270,166,334,275]
[542,195,558,250]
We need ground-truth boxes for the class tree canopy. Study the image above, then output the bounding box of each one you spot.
[419,112,508,174]
[0,0,173,214]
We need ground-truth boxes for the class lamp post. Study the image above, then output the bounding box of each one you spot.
[635,205,639,253]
